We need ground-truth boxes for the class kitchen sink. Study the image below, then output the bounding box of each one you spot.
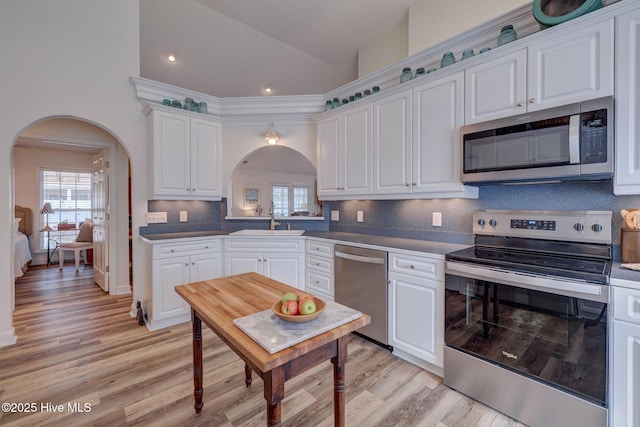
[229,229,305,236]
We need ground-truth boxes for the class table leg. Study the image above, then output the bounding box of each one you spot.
[264,366,284,427]
[245,363,253,387]
[331,336,348,427]
[192,309,204,413]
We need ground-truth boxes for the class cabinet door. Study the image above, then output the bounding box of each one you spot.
[527,19,614,112]
[464,49,526,124]
[224,252,263,276]
[152,256,191,320]
[317,114,342,197]
[342,103,373,195]
[374,89,413,194]
[413,72,465,192]
[151,110,191,197]
[388,272,443,367]
[190,118,222,198]
[615,9,640,195]
[264,253,304,289]
[611,320,640,427]
[190,252,222,282]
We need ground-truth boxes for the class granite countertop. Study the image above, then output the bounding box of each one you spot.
[611,263,640,289]
[304,231,470,256]
[140,230,229,241]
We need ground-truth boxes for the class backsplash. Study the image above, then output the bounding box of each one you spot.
[327,180,640,258]
[138,181,640,260]
[139,199,330,235]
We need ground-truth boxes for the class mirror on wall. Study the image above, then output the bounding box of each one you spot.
[228,145,321,218]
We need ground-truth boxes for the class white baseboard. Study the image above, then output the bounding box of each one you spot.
[0,328,17,348]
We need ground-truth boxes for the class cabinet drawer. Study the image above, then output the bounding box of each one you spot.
[612,286,640,324]
[153,239,220,259]
[306,254,334,273]
[306,239,334,257]
[225,237,303,253]
[388,252,443,280]
[306,270,334,297]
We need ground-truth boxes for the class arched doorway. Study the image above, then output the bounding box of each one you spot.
[12,116,132,307]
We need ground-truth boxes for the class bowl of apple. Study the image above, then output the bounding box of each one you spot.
[272,292,326,323]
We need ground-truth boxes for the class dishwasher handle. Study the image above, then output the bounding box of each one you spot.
[335,250,385,265]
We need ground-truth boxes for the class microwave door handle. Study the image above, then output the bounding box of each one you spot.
[569,114,580,164]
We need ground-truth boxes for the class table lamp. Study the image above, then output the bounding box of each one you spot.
[40,203,54,232]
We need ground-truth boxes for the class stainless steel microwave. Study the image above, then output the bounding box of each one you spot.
[461,96,613,184]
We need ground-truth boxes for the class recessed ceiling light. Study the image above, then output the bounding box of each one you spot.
[166,53,177,63]
[263,86,273,95]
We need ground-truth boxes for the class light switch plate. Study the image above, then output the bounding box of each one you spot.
[180,211,188,222]
[146,212,167,224]
[331,210,340,221]
[432,212,442,227]
[357,211,364,222]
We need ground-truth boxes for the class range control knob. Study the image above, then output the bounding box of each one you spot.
[477,219,486,226]
[592,224,603,232]
[489,219,497,227]
[574,223,585,231]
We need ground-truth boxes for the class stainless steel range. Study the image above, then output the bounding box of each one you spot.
[444,210,611,427]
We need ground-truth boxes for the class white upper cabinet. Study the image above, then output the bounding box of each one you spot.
[374,89,413,195]
[148,107,222,200]
[317,103,373,198]
[465,19,614,124]
[614,8,640,195]
[413,72,471,195]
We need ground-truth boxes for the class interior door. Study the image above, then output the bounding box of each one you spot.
[92,151,109,291]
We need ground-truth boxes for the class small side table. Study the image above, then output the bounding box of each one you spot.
[40,226,59,266]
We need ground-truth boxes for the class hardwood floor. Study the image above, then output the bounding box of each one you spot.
[1,265,527,427]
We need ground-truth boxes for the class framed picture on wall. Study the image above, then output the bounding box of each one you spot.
[244,187,259,209]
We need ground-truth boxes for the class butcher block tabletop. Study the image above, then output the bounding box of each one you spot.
[175,272,371,373]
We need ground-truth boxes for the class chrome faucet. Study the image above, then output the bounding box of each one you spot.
[270,213,281,230]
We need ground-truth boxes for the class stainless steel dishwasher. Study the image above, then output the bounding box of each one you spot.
[334,244,390,349]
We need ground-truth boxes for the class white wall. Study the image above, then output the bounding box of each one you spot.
[0,0,146,347]
[14,146,95,260]
[358,13,409,78]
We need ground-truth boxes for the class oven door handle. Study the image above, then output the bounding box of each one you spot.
[446,261,608,303]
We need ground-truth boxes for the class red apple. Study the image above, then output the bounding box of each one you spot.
[299,299,317,315]
[281,299,299,315]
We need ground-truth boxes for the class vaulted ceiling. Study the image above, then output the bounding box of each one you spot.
[140,0,416,98]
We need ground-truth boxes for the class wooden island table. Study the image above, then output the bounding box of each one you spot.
[175,272,371,426]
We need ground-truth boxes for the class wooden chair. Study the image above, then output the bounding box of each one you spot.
[59,241,93,271]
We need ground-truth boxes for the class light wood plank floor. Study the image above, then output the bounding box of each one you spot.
[1,265,527,427]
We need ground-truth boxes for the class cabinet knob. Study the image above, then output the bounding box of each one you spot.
[192,262,196,265]
[170,249,175,253]
[410,265,414,269]
[412,182,416,186]
[529,98,536,104]
[258,259,262,262]
[263,259,267,262]
[184,263,189,266]
[405,183,410,187]
[204,246,209,249]
[516,101,524,107]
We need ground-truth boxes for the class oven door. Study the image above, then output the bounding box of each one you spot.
[445,261,608,407]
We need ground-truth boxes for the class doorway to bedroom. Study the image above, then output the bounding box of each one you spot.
[12,117,132,297]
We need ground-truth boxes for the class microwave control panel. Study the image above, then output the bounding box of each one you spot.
[581,109,608,164]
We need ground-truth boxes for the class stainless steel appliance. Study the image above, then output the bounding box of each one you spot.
[334,244,389,348]
[461,96,613,184]
[444,210,611,427]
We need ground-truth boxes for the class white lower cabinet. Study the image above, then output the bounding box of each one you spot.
[387,251,444,374]
[224,237,304,289]
[143,238,222,330]
[305,239,334,300]
[611,281,640,427]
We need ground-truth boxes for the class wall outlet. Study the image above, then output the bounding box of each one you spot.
[432,212,442,227]
[146,211,167,224]
[357,211,364,222]
[179,211,188,222]
[331,210,340,221]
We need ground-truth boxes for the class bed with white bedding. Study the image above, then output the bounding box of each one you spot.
[14,205,33,278]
